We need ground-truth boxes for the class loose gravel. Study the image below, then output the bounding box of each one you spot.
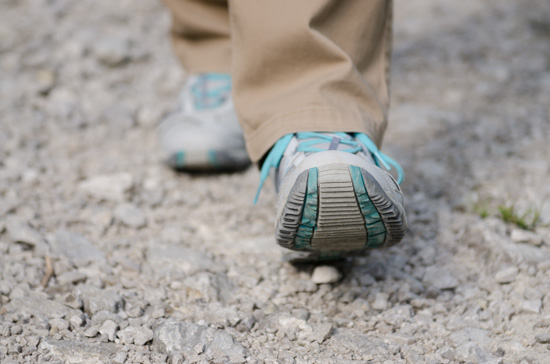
[1,0,549,363]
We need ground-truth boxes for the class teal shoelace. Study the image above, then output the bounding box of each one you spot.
[254,132,404,203]
[191,73,232,110]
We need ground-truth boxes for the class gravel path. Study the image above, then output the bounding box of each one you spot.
[1,0,549,363]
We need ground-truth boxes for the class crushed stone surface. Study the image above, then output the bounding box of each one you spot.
[0,0,549,363]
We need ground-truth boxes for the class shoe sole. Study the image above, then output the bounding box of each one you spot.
[275,163,406,260]
[168,149,250,172]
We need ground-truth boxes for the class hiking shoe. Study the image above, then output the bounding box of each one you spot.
[158,73,250,171]
[255,132,407,260]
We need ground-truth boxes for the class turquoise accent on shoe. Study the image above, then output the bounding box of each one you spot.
[254,132,403,204]
[175,151,185,167]
[207,150,218,167]
[254,133,293,204]
[294,168,319,250]
[190,73,232,111]
[354,133,404,184]
[350,165,387,248]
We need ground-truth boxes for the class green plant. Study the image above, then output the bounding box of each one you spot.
[497,204,542,231]
[472,200,490,219]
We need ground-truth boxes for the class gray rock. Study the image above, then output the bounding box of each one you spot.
[56,271,87,285]
[423,266,459,290]
[49,318,69,332]
[4,293,75,323]
[384,333,415,345]
[134,327,154,346]
[264,312,313,341]
[93,36,132,67]
[535,332,550,344]
[153,320,247,363]
[78,173,133,201]
[60,293,82,310]
[83,327,99,338]
[39,338,117,363]
[90,310,124,325]
[53,230,105,265]
[116,326,138,344]
[114,203,146,228]
[68,315,84,330]
[6,217,45,247]
[472,346,504,364]
[511,229,542,246]
[520,299,541,314]
[111,352,128,364]
[308,323,333,343]
[534,318,550,328]
[330,329,379,353]
[78,286,124,315]
[372,292,390,311]
[147,245,216,276]
[182,272,233,304]
[0,196,18,217]
[448,328,490,348]
[311,266,342,284]
[494,266,519,284]
[98,319,118,341]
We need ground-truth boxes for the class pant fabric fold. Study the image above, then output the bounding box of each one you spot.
[164,0,392,162]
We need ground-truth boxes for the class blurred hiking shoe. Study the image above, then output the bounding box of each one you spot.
[255,132,407,261]
[158,73,250,171]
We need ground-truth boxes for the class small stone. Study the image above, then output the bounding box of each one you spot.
[49,318,70,332]
[423,266,459,290]
[83,327,99,338]
[134,327,154,346]
[308,323,333,343]
[6,218,45,247]
[5,294,73,322]
[448,328,489,348]
[61,293,82,310]
[68,315,84,330]
[534,318,550,328]
[472,346,503,364]
[53,230,105,265]
[372,292,390,311]
[153,320,247,363]
[56,271,87,285]
[384,333,415,345]
[114,203,146,228]
[359,273,376,286]
[511,229,542,246]
[311,266,342,284]
[495,266,519,284]
[10,325,22,335]
[78,286,124,315]
[112,352,128,364]
[91,310,123,325]
[125,302,144,318]
[98,320,118,341]
[35,68,56,94]
[520,299,541,314]
[9,285,27,299]
[94,36,132,67]
[78,173,133,202]
[535,332,550,344]
[147,245,215,276]
[39,338,117,362]
[273,312,313,341]
[116,326,137,344]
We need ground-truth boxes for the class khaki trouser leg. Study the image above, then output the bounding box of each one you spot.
[163,0,392,162]
[162,0,231,73]
[230,0,393,162]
